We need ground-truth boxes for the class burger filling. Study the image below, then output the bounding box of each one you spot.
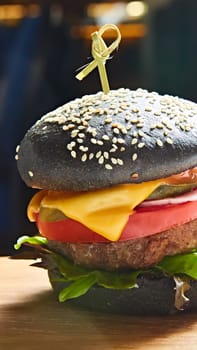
[27,167,197,242]
[14,167,197,308]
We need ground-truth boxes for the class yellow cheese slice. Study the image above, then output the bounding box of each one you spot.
[28,179,164,241]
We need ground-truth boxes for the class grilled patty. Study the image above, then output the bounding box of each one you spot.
[47,218,197,271]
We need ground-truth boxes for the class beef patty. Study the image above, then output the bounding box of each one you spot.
[47,218,197,271]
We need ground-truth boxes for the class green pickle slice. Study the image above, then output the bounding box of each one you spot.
[148,183,197,200]
[39,207,67,222]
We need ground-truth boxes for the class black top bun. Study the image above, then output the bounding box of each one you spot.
[17,88,197,191]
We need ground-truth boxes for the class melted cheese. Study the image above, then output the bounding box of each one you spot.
[28,179,165,241]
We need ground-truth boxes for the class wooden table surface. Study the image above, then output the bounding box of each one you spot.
[1,256,197,350]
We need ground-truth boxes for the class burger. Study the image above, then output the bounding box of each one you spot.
[15,87,197,315]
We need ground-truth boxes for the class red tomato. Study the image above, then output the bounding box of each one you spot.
[36,201,197,243]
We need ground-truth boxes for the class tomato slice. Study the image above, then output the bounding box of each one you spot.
[36,200,197,243]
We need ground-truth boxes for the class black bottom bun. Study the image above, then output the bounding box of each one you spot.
[48,267,197,315]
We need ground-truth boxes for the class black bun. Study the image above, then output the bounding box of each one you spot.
[17,88,197,191]
[48,268,197,315]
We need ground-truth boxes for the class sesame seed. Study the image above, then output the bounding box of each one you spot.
[145,107,152,112]
[185,126,192,131]
[131,173,139,179]
[16,145,20,153]
[138,130,145,137]
[71,129,79,138]
[150,124,157,130]
[78,125,86,130]
[96,151,102,158]
[132,153,138,161]
[105,117,112,124]
[131,138,138,145]
[28,171,34,177]
[166,137,173,144]
[102,135,110,141]
[120,147,125,152]
[111,158,117,164]
[97,140,104,146]
[166,123,173,130]
[130,118,138,124]
[156,139,163,147]
[90,138,97,144]
[121,127,127,135]
[163,130,169,136]
[112,123,119,128]
[78,133,85,138]
[98,156,104,164]
[138,142,145,148]
[113,128,120,134]
[125,116,131,122]
[15,154,19,160]
[103,152,109,159]
[77,138,84,144]
[117,138,125,144]
[117,159,124,165]
[120,103,128,110]
[68,124,75,129]
[81,154,87,162]
[156,123,163,129]
[89,153,94,160]
[94,109,101,114]
[161,120,168,126]
[67,143,73,151]
[71,150,77,158]
[136,123,144,128]
[105,164,113,170]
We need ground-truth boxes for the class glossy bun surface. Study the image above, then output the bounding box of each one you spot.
[17,88,197,191]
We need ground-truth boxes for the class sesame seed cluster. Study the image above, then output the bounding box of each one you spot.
[35,88,197,174]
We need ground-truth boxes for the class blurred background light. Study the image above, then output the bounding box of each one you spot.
[126,1,148,18]
[71,23,147,40]
[86,1,148,24]
[87,2,126,24]
[0,4,40,24]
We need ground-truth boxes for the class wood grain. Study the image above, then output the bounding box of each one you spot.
[1,256,197,350]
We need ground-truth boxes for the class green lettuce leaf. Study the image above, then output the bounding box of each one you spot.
[52,252,141,289]
[157,251,197,279]
[59,274,97,302]
[14,235,48,250]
